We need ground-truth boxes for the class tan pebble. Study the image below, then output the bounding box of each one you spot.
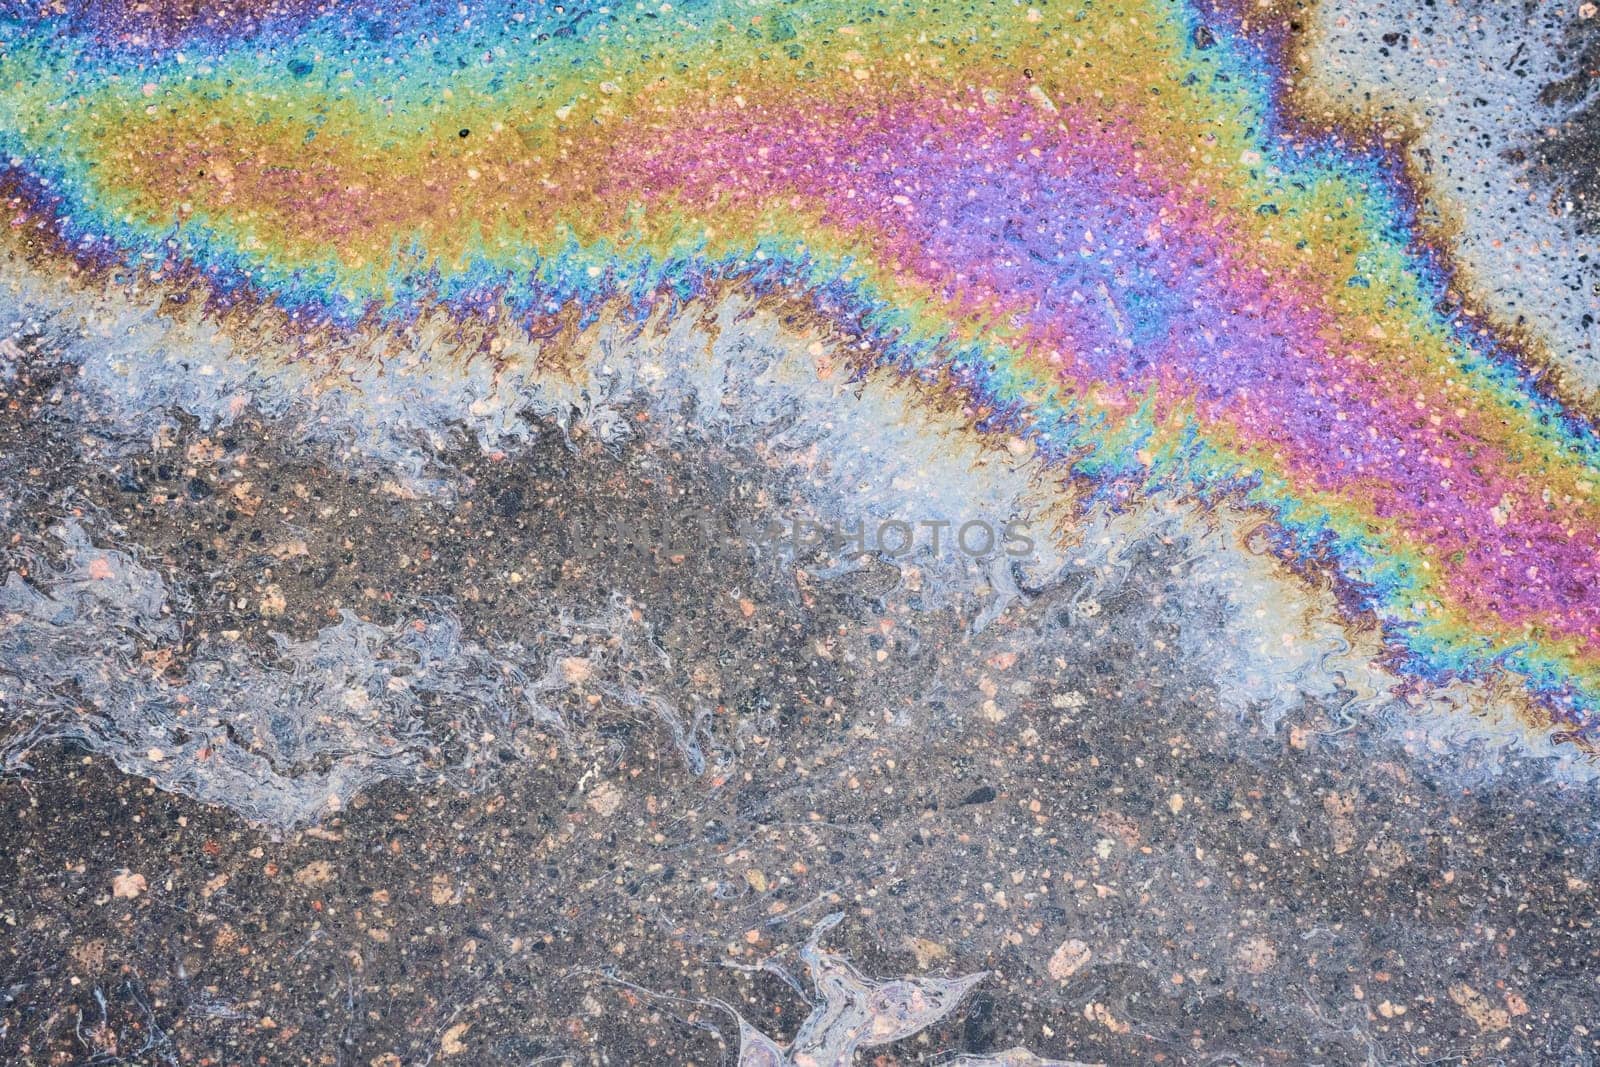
[293,860,336,888]
[430,874,456,906]
[259,584,286,616]
[111,871,147,899]
[1235,936,1277,975]
[560,657,594,685]
[904,936,949,969]
[1048,938,1091,981]
[440,1022,470,1057]
[586,781,623,818]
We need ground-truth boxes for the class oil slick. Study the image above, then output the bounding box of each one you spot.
[642,913,1092,1067]
[0,0,1598,824]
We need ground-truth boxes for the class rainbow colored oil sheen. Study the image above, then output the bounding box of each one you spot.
[1,1,1598,743]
